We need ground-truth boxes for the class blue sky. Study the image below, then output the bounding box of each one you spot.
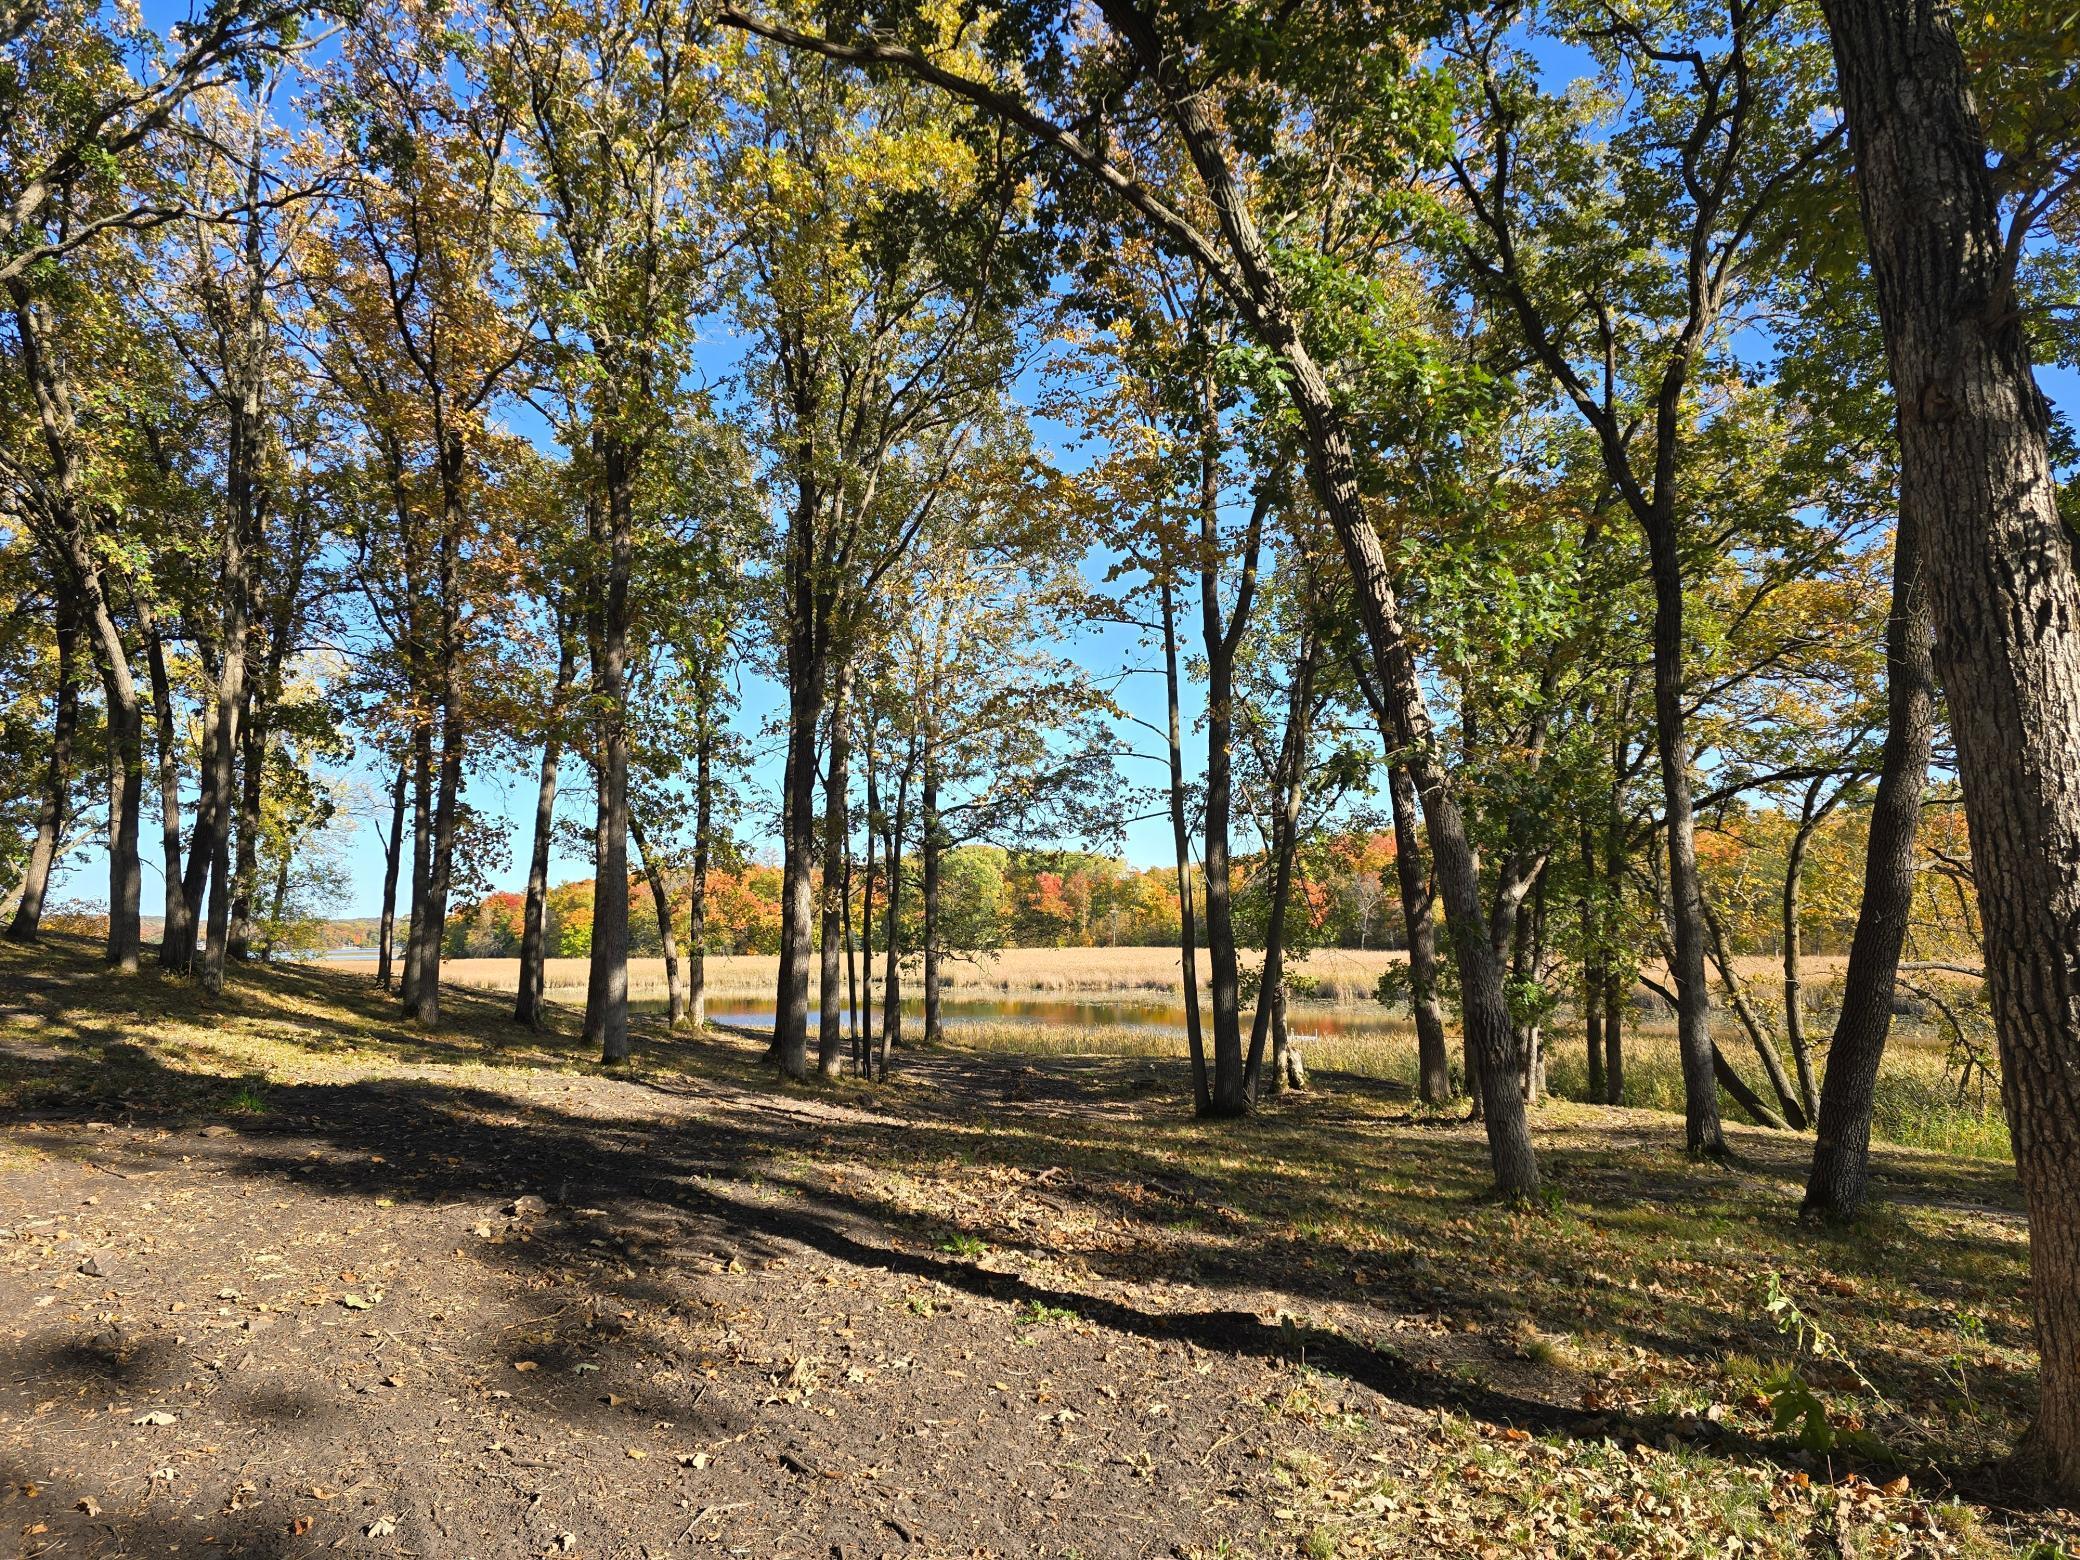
[43,6,2080,920]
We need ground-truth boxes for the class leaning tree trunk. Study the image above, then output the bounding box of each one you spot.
[1820,0,2080,1489]
[7,603,77,943]
[1804,515,1937,1219]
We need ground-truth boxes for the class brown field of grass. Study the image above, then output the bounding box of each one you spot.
[425,945,1856,1005]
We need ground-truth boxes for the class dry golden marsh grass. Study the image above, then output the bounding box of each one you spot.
[419,946,2005,1160]
[433,946,1838,1003]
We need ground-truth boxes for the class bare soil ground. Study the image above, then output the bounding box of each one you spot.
[0,937,2068,1558]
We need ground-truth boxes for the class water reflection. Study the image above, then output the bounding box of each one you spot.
[650,994,1407,1040]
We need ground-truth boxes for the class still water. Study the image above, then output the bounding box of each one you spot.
[651,993,1408,1041]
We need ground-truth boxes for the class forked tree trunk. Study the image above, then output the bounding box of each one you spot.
[1820,0,2080,1488]
[7,603,77,943]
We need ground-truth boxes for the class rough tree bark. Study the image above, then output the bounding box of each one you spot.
[1820,0,2080,1487]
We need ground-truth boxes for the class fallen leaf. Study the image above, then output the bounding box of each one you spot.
[76,1497,100,1516]
[625,1446,647,1460]
[366,1515,397,1537]
[675,1452,710,1469]
[513,1360,539,1372]
[289,1517,312,1536]
[132,1410,177,1426]
[340,1294,373,1311]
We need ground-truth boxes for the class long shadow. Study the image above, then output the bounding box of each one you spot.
[0,946,2056,1527]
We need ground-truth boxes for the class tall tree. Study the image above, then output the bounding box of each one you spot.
[1817,0,2080,1488]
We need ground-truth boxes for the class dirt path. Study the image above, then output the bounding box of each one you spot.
[0,944,2065,1559]
[0,1049,1440,1559]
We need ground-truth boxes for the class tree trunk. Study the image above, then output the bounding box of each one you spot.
[171,643,221,975]
[773,627,824,1081]
[1387,756,1451,1105]
[1646,513,1726,1158]
[584,439,635,1064]
[6,602,77,943]
[1162,577,1211,1114]
[631,809,685,1028]
[819,661,854,1077]
[1782,786,1826,1120]
[1701,894,1809,1128]
[1604,970,1627,1105]
[140,602,189,962]
[226,696,263,962]
[920,731,944,1049]
[1196,454,1252,1115]
[400,722,433,1011]
[878,736,914,1080]
[516,632,575,1028]
[1243,628,1319,1101]
[376,756,407,993]
[688,712,714,1032]
[1816,24,2080,1494]
[859,732,877,1075]
[1804,484,1938,1222]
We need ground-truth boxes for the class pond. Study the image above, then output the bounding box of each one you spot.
[650,993,1416,1042]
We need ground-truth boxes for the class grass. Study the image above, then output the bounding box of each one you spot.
[935,1007,2016,1162]
[0,933,2066,1556]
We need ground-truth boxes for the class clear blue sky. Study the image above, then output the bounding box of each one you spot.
[43,9,2080,920]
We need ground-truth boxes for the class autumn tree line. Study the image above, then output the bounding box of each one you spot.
[4,0,2080,1491]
